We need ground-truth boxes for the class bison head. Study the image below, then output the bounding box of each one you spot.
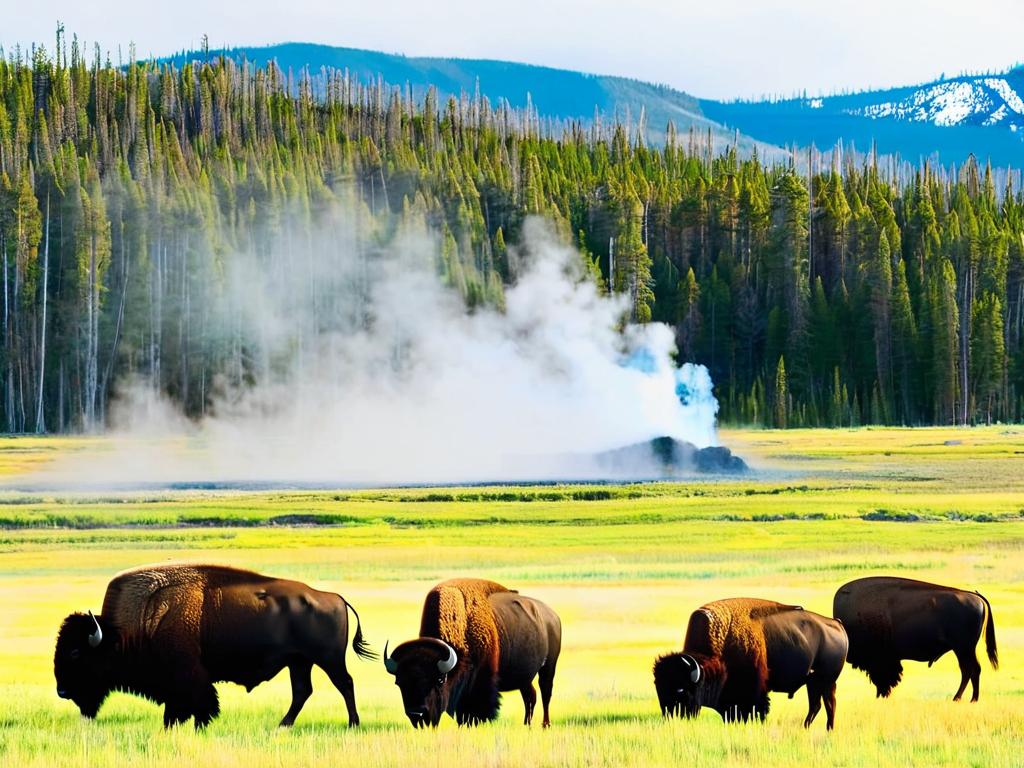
[653,652,704,718]
[54,612,115,718]
[383,638,459,728]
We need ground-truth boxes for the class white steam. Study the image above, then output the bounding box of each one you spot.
[30,211,720,487]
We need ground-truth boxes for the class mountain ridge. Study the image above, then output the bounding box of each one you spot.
[160,42,781,156]
[163,43,1024,167]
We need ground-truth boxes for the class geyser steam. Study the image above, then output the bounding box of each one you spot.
[33,210,721,486]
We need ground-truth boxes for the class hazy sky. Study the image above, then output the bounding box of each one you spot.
[3,0,1022,99]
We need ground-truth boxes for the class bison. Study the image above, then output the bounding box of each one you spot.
[833,576,998,701]
[54,563,375,728]
[383,578,561,728]
[653,598,848,730]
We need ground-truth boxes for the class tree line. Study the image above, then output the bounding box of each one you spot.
[1,32,1022,432]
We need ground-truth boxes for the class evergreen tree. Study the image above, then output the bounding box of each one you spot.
[676,267,700,360]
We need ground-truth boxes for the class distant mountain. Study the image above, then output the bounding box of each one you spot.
[162,43,782,157]
[164,44,1024,167]
[701,69,1024,167]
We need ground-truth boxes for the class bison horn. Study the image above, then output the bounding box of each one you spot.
[682,653,700,684]
[437,640,457,675]
[87,611,103,648]
[383,641,398,675]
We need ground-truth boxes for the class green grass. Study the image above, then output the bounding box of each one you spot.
[1,426,1023,766]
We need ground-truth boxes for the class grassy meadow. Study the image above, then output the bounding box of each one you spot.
[1,426,1022,766]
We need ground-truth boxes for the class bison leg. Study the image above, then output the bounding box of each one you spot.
[719,665,766,725]
[163,701,192,729]
[190,677,220,730]
[456,669,502,726]
[952,648,981,702]
[279,661,314,727]
[538,659,557,728]
[162,670,218,730]
[520,684,537,726]
[320,657,359,727]
[803,682,823,729]
[823,682,837,731]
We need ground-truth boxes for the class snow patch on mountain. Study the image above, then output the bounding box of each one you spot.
[983,78,1024,114]
[985,104,1008,126]
[857,82,989,125]
[848,76,1024,133]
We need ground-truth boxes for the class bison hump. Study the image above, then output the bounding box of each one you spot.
[421,579,508,665]
[102,564,209,639]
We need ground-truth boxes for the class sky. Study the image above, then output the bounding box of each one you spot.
[2,0,1022,100]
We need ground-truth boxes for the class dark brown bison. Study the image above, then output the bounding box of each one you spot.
[653,598,848,730]
[833,576,998,701]
[54,563,375,728]
[383,578,561,728]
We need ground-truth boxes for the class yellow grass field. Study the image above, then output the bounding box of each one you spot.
[1,426,1022,766]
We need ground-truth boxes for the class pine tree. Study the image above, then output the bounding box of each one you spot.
[676,267,701,360]
[928,259,960,424]
[891,259,918,424]
[971,293,1005,423]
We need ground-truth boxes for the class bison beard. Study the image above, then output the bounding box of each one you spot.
[844,613,904,698]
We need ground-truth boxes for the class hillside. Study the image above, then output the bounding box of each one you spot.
[162,42,780,156]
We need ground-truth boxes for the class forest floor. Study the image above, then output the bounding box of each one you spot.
[0,426,1022,766]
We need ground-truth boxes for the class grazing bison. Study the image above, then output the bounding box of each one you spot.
[383,578,561,728]
[653,598,848,730]
[833,576,998,701]
[54,563,375,728]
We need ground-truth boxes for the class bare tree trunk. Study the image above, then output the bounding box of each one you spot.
[36,193,50,433]
[180,235,190,409]
[58,360,65,432]
[151,237,163,392]
[100,219,129,407]
[85,225,99,429]
[2,232,11,432]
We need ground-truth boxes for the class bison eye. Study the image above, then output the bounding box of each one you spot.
[70,649,81,660]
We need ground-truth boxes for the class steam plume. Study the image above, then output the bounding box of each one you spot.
[28,210,720,487]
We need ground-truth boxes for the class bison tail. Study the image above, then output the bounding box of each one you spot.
[346,602,378,661]
[976,591,998,670]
